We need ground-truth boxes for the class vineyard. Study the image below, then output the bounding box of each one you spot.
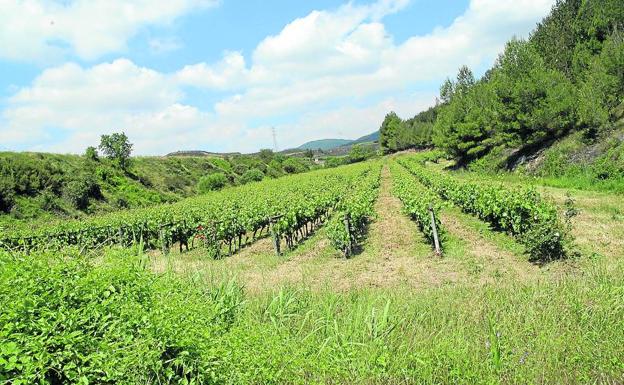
[1,152,623,384]
[0,162,381,257]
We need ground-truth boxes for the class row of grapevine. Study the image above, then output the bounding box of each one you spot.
[398,156,570,260]
[390,161,445,251]
[0,163,373,256]
[326,162,382,256]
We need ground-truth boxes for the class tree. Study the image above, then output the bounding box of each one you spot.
[578,32,624,134]
[455,65,475,95]
[282,157,307,173]
[84,146,99,161]
[348,144,374,163]
[99,132,133,171]
[197,173,228,193]
[440,78,455,103]
[304,149,314,159]
[258,149,274,163]
[379,112,404,154]
[0,177,15,213]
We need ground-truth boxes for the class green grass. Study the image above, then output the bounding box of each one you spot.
[2,247,623,384]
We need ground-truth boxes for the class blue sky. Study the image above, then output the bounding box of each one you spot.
[0,0,554,154]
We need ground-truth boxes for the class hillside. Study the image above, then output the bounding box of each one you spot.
[298,138,352,150]
[352,130,380,144]
[297,131,380,152]
[377,0,624,192]
[0,150,317,225]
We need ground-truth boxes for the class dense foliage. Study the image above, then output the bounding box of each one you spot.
[197,173,228,192]
[99,132,133,171]
[326,162,382,256]
[375,0,624,185]
[0,151,319,224]
[2,246,623,383]
[432,0,624,166]
[379,106,438,154]
[0,249,244,384]
[399,154,571,261]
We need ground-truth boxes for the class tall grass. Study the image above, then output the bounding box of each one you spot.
[2,248,623,384]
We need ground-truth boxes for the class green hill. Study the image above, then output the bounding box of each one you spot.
[0,150,317,225]
[298,139,353,151]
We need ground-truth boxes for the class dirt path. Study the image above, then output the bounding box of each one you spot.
[251,164,467,291]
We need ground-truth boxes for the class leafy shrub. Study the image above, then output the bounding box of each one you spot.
[240,168,264,184]
[0,249,244,384]
[326,164,381,256]
[400,154,571,260]
[390,162,445,249]
[0,178,15,213]
[233,163,249,175]
[197,173,228,193]
[325,157,346,168]
[63,174,101,210]
[282,157,307,174]
[37,190,60,212]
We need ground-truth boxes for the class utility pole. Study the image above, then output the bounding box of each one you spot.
[272,126,278,152]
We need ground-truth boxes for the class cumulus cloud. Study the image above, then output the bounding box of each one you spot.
[1,59,226,154]
[0,0,556,154]
[176,52,249,90]
[0,0,217,62]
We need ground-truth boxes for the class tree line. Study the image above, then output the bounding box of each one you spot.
[380,0,624,167]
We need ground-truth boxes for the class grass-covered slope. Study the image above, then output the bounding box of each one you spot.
[0,151,316,225]
[298,138,353,151]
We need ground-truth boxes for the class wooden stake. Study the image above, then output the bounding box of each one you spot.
[269,216,281,255]
[428,205,441,256]
[343,214,352,257]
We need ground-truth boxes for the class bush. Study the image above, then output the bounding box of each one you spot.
[282,157,307,174]
[0,178,15,213]
[233,164,249,175]
[63,174,101,210]
[240,168,264,184]
[0,250,244,384]
[348,144,375,163]
[197,173,228,193]
[325,157,346,168]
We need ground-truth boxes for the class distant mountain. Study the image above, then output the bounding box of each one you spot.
[298,139,352,151]
[352,131,379,144]
[297,131,379,151]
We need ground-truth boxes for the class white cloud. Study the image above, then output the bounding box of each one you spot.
[1,0,556,154]
[176,52,248,90]
[0,0,217,62]
[1,59,227,154]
